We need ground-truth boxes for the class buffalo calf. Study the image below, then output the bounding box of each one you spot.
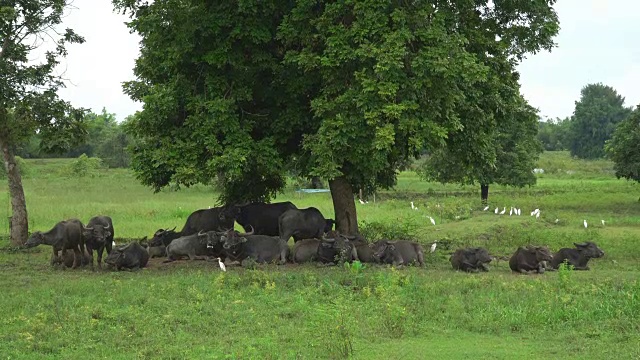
[509,245,553,274]
[550,241,605,270]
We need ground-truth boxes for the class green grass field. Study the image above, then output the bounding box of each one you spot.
[1,151,639,359]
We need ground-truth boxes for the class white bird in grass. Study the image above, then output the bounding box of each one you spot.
[494,207,499,214]
[499,207,506,215]
[215,257,226,272]
[584,220,588,228]
[555,218,559,224]
[483,205,490,211]
[430,240,438,253]
[359,199,366,205]
[428,216,436,226]
[601,220,605,226]
[536,212,540,220]
[509,207,513,216]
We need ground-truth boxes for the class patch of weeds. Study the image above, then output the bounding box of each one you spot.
[359,220,418,241]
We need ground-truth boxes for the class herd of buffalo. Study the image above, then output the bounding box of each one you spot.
[23,201,606,273]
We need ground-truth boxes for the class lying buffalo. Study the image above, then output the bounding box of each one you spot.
[105,239,149,271]
[220,226,289,265]
[351,238,375,263]
[509,245,553,274]
[56,249,92,268]
[317,234,358,265]
[149,227,182,247]
[25,219,86,268]
[83,215,114,269]
[291,239,321,263]
[550,241,605,270]
[165,230,224,262]
[450,247,492,272]
[372,240,425,267]
[149,205,237,247]
[147,245,166,258]
[234,201,297,236]
[279,207,335,243]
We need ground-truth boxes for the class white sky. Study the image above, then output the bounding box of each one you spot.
[51,0,640,122]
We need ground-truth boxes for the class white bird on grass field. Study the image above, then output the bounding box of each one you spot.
[601,220,606,226]
[499,207,506,215]
[516,208,521,216]
[531,208,540,217]
[428,216,436,226]
[494,207,499,214]
[430,240,438,253]
[483,205,490,211]
[215,257,226,272]
[584,220,588,228]
[555,218,559,224]
[536,212,540,220]
[509,207,513,216]
[359,199,366,205]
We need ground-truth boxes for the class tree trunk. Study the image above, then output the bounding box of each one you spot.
[329,176,358,235]
[481,184,489,204]
[1,139,29,246]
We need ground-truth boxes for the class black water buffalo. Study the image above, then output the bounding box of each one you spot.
[220,226,289,265]
[291,239,320,263]
[450,247,492,272]
[234,202,297,236]
[550,241,605,270]
[149,227,181,247]
[25,219,85,268]
[372,240,425,267]
[279,207,335,243]
[317,234,358,265]
[509,245,553,274]
[350,238,375,263]
[105,239,150,271]
[147,245,166,258]
[83,215,114,269]
[165,230,224,262]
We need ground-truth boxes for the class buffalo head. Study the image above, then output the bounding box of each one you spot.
[527,245,553,263]
[221,226,254,250]
[83,223,112,243]
[24,232,44,248]
[574,241,605,259]
[149,226,177,247]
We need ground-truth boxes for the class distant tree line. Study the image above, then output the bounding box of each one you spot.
[15,108,133,168]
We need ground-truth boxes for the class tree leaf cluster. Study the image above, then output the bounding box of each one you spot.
[606,105,640,183]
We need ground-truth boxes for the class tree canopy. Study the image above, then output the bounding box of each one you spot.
[1,0,87,245]
[606,105,640,184]
[538,117,570,151]
[568,83,632,159]
[113,0,559,234]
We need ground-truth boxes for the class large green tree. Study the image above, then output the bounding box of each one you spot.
[606,105,640,191]
[1,1,86,245]
[568,83,632,159]
[538,116,570,151]
[113,0,559,234]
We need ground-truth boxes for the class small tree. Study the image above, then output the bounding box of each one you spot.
[606,106,640,191]
[568,83,632,159]
[0,1,86,245]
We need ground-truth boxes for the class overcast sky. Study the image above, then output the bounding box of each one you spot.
[52,0,640,122]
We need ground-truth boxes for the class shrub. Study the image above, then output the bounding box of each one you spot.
[63,154,105,178]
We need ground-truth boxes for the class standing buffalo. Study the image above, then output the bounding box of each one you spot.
[279,207,335,243]
[291,239,321,263]
[550,241,605,270]
[234,202,297,236]
[220,227,289,265]
[450,247,492,272]
[25,219,86,268]
[509,245,553,274]
[372,240,425,267]
[149,206,237,247]
[105,239,150,271]
[83,215,114,269]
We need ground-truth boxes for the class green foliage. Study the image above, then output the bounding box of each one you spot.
[0,156,30,179]
[606,105,640,183]
[568,83,633,159]
[112,0,560,205]
[538,117,571,151]
[63,154,105,178]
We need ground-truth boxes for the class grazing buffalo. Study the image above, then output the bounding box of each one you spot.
[105,239,150,271]
[450,247,492,272]
[291,239,321,263]
[279,207,335,243]
[317,234,358,265]
[372,240,425,267]
[220,227,289,265]
[165,230,223,262]
[509,245,553,274]
[83,215,114,268]
[149,206,237,247]
[550,242,605,270]
[25,219,86,268]
[234,202,297,236]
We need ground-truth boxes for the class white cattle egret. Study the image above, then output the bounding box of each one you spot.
[509,207,513,216]
[428,216,436,226]
[112,240,116,248]
[483,205,490,211]
[536,212,540,219]
[583,220,588,228]
[359,199,365,205]
[216,257,226,272]
[517,209,521,216]
[555,218,559,224]
[601,220,605,226]
[430,241,438,253]
[411,201,415,209]
[499,207,506,215]
[494,207,499,214]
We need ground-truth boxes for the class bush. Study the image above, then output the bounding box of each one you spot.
[0,156,31,179]
[359,220,418,242]
[63,154,105,178]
